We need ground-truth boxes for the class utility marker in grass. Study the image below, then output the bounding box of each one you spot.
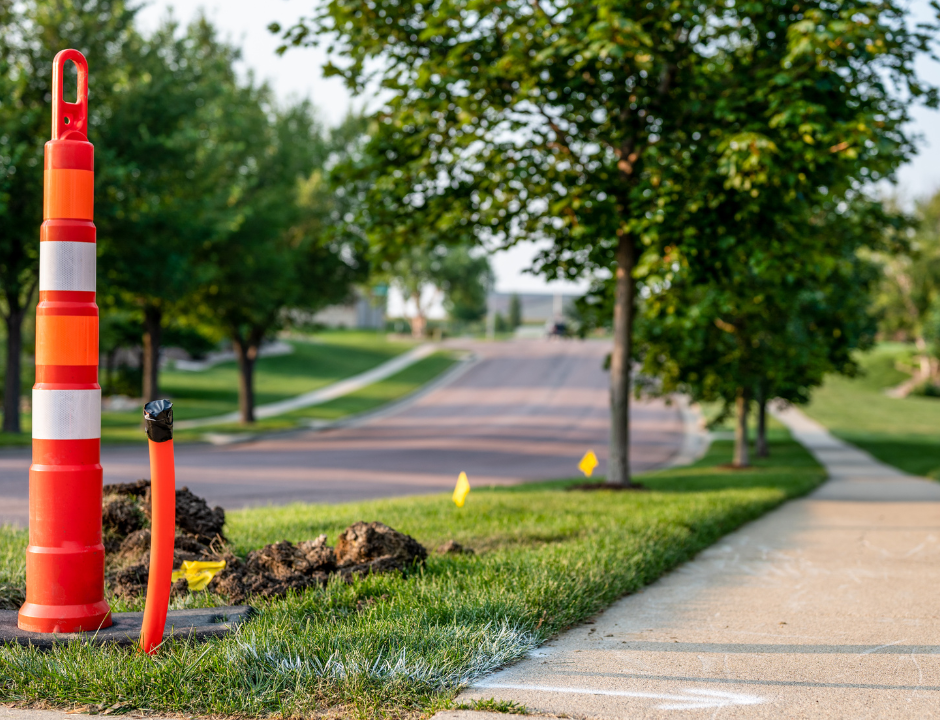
[453,472,470,507]
[578,450,598,478]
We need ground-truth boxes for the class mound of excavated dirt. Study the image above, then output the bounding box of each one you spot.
[102,481,227,599]
[106,528,224,598]
[171,487,226,544]
[102,480,226,547]
[105,512,428,603]
[206,549,329,604]
[206,524,427,604]
[102,495,148,552]
[103,479,150,498]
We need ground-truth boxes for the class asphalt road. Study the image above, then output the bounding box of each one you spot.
[0,339,684,526]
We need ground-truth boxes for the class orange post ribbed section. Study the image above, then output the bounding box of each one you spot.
[43,169,94,220]
[35,316,98,366]
[18,49,111,634]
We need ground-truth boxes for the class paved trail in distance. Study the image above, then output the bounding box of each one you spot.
[0,339,684,525]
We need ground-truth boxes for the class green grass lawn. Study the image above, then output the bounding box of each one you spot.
[0,430,824,718]
[803,342,940,478]
[0,331,426,446]
[169,351,460,441]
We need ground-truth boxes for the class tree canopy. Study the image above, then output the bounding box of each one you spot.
[96,16,251,401]
[276,0,939,476]
[0,0,139,430]
[194,103,368,422]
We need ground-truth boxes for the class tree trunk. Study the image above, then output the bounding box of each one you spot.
[142,305,162,402]
[733,387,750,468]
[914,335,929,377]
[756,394,769,459]
[105,348,116,395]
[607,234,637,486]
[233,336,258,424]
[410,292,426,339]
[2,307,25,434]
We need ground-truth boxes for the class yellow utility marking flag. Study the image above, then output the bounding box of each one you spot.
[578,450,598,478]
[453,471,471,507]
[171,559,227,591]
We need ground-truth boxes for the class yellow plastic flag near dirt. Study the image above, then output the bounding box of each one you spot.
[578,450,598,478]
[453,471,471,507]
[171,560,226,591]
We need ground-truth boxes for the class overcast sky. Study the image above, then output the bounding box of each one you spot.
[138,0,940,294]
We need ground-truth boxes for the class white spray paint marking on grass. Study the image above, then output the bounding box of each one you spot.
[233,621,540,690]
[474,682,765,710]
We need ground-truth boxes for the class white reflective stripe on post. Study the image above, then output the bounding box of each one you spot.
[39,241,96,292]
[32,388,101,439]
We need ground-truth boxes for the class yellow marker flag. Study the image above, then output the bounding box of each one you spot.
[453,471,471,507]
[578,450,598,478]
[171,559,227,591]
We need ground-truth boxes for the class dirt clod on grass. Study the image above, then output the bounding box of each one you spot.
[335,521,428,567]
[437,540,475,555]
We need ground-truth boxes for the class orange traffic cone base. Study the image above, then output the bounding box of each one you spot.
[17,601,111,634]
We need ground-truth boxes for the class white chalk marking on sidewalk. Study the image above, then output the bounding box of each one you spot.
[175,344,438,430]
[859,640,903,655]
[474,682,765,710]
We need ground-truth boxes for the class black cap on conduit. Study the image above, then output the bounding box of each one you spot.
[143,399,174,443]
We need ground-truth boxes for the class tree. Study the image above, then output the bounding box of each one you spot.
[275,0,936,485]
[386,242,490,335]
[388,247,440,339]
[635,196,893,466]
[508,293,522,330]
[437,246,493,324]
[0,0,138,431]
[96,16,247,402]
[195,101,367,423]
[870,191,940,389]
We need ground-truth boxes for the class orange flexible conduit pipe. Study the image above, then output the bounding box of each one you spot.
[140,399,175,655]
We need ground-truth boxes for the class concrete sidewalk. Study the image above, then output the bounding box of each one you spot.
[455,405,940,718]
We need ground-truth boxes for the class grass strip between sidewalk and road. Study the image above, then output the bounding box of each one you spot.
[803,342,940,479]
[0,428,824,719]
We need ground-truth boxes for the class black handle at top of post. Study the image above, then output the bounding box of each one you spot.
[143,399,174,443]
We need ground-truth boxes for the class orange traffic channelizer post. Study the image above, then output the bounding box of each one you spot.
[18,49,112,633]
